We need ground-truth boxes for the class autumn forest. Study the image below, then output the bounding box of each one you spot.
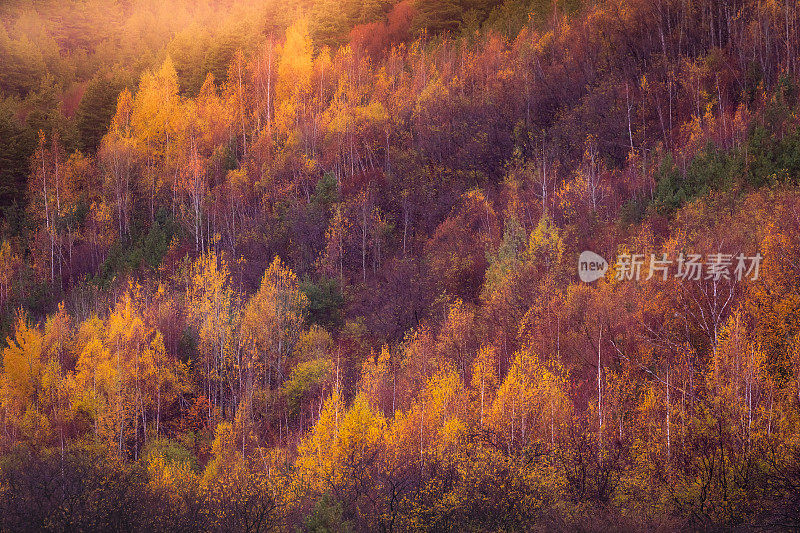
[2,0,800,530]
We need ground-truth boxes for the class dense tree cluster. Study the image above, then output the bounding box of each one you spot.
[3,0,800,530]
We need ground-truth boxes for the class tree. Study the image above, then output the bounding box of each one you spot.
[76,72,125,153]
[242,256,308,412]
[412,0,463,35]
[0,240,19,312]
[470,345,498,427]
[130,57,181,221]
[436,298,478,377]
[28,130,66,288]
[187,249,238,421]
[311,0,352,48]
[489,349,571,449]
[99,88,136,238]
[709,311,770,449]
[295,390,387,526]
[277,19,313,109]
[180,74,231,252]
[0,311,45,444]
[0,99,34,222]
[319,202,350,284]
[426,189,500,301]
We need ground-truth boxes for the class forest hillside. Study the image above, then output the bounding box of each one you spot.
[2,0,800,530]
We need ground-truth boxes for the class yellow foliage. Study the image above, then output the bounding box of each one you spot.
[489,349,571,447]
[277,18,313,104]
[1,312,43,415]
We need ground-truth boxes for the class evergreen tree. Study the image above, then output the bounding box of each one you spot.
[75,72,125,154]
[0,99,33,224]
[412,0,464,35]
